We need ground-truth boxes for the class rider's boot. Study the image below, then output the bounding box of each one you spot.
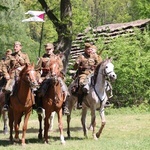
[3,93,10,111]
[36,96,43,114]
[63,98,70,115]
[77,93,84,109]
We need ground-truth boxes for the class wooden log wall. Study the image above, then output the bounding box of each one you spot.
[70,19,150,63]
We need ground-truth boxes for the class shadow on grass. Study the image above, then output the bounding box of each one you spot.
[0,126,84,146]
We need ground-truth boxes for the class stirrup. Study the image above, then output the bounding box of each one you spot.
[36,107,43,114]
[63,107,70,115]
[77,103,82,109]
[2,104,9,111]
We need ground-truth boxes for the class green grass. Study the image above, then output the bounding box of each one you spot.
[0,107,150,150]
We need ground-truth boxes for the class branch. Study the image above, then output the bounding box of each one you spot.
[38,0,61,29]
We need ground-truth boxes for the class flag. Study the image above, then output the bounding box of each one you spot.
[22,10,45,22]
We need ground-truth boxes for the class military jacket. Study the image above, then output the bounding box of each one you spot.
[74,53,102,75]
[35,53,63,77]
[2,51,30,77]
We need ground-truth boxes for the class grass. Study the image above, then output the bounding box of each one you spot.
[0,107,150,150]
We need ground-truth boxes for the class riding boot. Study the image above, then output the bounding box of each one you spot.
[77,93,84,109]
[63,98,70,115]
[3,93,10,111]
[36,96,43,114]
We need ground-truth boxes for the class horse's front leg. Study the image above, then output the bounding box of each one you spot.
[81,103,88,138]
[13,112,22,143]
[90,108,97,140]
[96,104,106,138]
[57,108,65,144]
[44,113,51,144]
[21,111,31,145]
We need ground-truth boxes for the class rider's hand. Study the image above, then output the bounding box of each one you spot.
[5,74,10,80]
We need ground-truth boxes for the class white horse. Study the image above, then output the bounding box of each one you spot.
[67,58,117,139]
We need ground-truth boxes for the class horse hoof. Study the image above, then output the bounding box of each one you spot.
[22,143,26,146]
[96,133,100,138]
[61,140,66,145]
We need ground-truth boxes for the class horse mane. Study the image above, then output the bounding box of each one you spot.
[19,63,34,77]
[93,58,110,84]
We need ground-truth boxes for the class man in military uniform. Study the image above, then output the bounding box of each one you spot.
[73,43,102,109]
[0,49,12,89]
[35,43,70,115]
[3,41,30,111]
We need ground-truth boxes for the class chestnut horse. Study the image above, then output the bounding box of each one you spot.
[8,63,39,145]
[67,58,117,139]
[38,57,66,144]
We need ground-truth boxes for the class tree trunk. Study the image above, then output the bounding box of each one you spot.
[38,0,72,73]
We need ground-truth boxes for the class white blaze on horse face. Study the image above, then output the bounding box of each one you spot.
[105,63,117,80]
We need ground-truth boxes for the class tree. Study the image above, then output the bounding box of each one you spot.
[38,0,72,73]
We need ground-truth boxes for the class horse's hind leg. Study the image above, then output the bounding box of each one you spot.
[38,114,43,139]
[3,111,8,134]
[49,111,55,131]
[81,104,88,138]
[8,109,14,143]
[96,106,106,138]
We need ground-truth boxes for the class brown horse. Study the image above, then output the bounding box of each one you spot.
[38,57,66,144]
[8,63,39,145]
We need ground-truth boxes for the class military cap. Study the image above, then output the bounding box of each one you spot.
[91,45,97,50]
[6,49,12,55]
[84,43,92,49]
[14,41,22,46]
[44,43,54,49]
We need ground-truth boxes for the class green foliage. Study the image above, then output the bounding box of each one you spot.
[101,29,150,107]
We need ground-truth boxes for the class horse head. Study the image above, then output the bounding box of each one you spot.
[19,63,39,91]
[102,58,117,81]
[47,57,61,83]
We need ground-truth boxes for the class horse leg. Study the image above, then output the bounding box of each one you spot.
[21,111,31,145]
[57,108,65,144]
[90,109,97,140]
[44,112,51,144]
[13,112,23,143]
[8,108,14,143]
[38,114,43,139]
[67,96,77,138]
[49,111,55,131]
[81,104,88,138]
[96,105,106,138]
[3,111,8,135]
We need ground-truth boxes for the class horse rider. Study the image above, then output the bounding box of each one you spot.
[35,43,70,115]
[0,49,12,89]
[92,45,113,99]
[73,43,102,109]
[2,41,30,111]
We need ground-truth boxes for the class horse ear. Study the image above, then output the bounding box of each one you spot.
[108,57,113,62]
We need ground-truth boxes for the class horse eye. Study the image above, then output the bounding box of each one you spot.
[105,66,108,68]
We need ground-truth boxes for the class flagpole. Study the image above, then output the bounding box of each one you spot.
[38,22,44,57]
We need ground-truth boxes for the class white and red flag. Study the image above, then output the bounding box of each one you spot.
[22,10,45,22]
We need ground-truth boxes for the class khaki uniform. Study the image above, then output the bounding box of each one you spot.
[36,53,63,79]
[74,52,102,86]
[3,51,30,92]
